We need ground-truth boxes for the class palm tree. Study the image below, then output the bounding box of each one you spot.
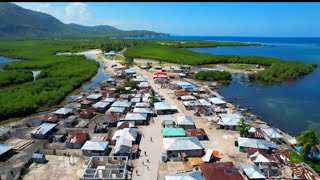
[236,118,251,137]
[123,77,131,87]
[296,129,319,158]
[148,89,156,107]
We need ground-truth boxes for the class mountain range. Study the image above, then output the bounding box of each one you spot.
[0,2,169,38]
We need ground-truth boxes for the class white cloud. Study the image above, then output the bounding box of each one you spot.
[64,2,91,25]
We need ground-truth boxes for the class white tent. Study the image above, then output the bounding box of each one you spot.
[241,164,266,179]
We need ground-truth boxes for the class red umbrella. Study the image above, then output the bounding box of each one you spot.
[153,71,167,76]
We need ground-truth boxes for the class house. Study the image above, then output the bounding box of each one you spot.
[32,153,46,163]
[179,95,197,101]
[174,90,189,97]
[64,115,78,128]
[138,82,151,89]
[130,97,141,103]
[104,51,116,57]
[286,162,320,180]
[80,100,92,109]
[218,113,245,130]
[161,115,176,128]
[172,66,183,72]
[197,99,211,107]
[92,101,110,113]
[163,137,204,158]
[135,102,150,108]
[153,71,168,79]
[261,127,284,142]
[162,128,186,137]
[112,128,138,143]
[117,121,135,129]
[80,156,128,180]
[248,127,265,139]
[134,75,148,82]
[186,128,207,140]
[133,107,152,114]
[111,101,132,111]
[107,107,126,114]
[165,170,203,180]
[42,114,59,123]
[176,81,197,89]
[53,107,73,118]
[246,149,277,164]
[30,123,57,139]
[124,69,136,76]
[237,137,277,152]
[81,141,109,156]
[102,97,116,103]
[0,144,14,161]
[80,109,95,119]
[154,102,177,115]
[113,136,133,156]
[199,162,244,180]
[183,101,200,110]
[176,116,195,129]
[65,133,89,149]
[241,164,266,180]
[180,65,191,70]
[208,97,227,107]
[86,93,103,103]
[124,113,148,125]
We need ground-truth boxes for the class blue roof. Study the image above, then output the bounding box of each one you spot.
[124,69,136,74]
[294,146,320,159]
[176,81,197,89]
[0,144,13,156]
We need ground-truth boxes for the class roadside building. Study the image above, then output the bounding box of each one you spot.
[237,137,277,152]
[241,164,266,180]
[186,128,207,140]
[81,141,109,156]
[86,93,103,103]
[154,102,177,115]
[176,116,195,129]
[183,101,200,110]
[218,113,245,130]
[117,121,135,129]
[161,115,176,128]
[165,170,203,180]
[30,123,57,139]
[124,113,148,125]
[163,137,204,158]
[161,128,186,137]
[53,107,73,118]
[65,132,89,149]
[208,97,227,107]
[124,69,136,76]
[133,107,152,114]
[113,136,133,156]
[112,128,138,143]
[106,107,126,114]
[199,162,244,180]
[104,51,116,58]
[261,127,284,142]
[179,95,197,101]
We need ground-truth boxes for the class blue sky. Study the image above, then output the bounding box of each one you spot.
[14,2,320,37]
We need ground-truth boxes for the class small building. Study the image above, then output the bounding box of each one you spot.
[199,162,244,180]
[92,101,110,113]
[130,97,141,103]
[237,137,277,152]
[106,107,126,114]
[186,128,207,140]
[135,102,150,108]
[134,75,148,82]
[183,101,200,110]
[80,156,128,180]
[42,114,59,123]
[66,132,89,149]
[176,116,195,129]
[104,51,116,57]
[81,141,109,156]
[32,153,46,163]
[80,100,92,109]
[163,137,204,158]
[111,101,132,111]
[53,107,73,118]
[102,97,116,103]
[138,82,151,89]
[241,164,266,180]
[218,113,245,130]
[133,107,152,114]
[112,128,138,143]
[286,161,320,180]
[162,128,186,137]
[124,113,148,125]
[64,115,78,128]
[113,136,133,156]
[261,127,284,142]
[124,69,136,76]
[246,148,277,164]
[179,95,197,101]
[0,144,14,161]
[248,127,265,139]
[80,109,95,119]
[208,97,227,107]
[161,115,176,128]
[30,123,57,139]
[197,99,211,107]
[117,121,135,129]
[165,170,203,180]
[86,93,103,103]
[154,101,177,115]
[176,81,197,89]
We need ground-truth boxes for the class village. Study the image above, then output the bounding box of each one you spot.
[0,50,319,180]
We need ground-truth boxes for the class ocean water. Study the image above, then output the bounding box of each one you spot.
[182,36,320,136]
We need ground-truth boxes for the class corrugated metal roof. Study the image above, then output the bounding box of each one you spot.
[165,170,203,180]
[163,137,203,151]
[208,97,227,105]
[112,128,138,141]
[124,113,147,121]
[261,127,284,139]
[241,164,266,179]
[93,101,110,108]
[135,102,150,108]
[237,137,277,150]
[133,108,152,114]
[81,141,109,151]
[0,144,13,156]
[32,153,45,159]
[154,102,176,111]
[103,97,116,103]
[53,107,73,115]
[30,123,57,135]
[177,116,194,125]
[87,93,102,99]
[162,128,186,137]
[111,101,132,108]
[107,107,126,113]
[130,97,141,103]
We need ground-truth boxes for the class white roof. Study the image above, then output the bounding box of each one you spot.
[202,148,214,162]
[30,123,57,135]
[154,101,176,111]
[183,101,201,107]
[163,137,203,151]
[249,151,275,163]
[177,116,194,126]
[103,97,116,103]
[135,102,150,108]
[111,101,132,108]
[237,137,277,150]
[161,115,174,121]
[87,93,102,100]
[106,77,115,82]
[134,75,148,82]
[0,144,13,156]
[241,164,266,179]
[93,101,110,108]
[261,127,284,139]
[53,107,73,115]
[81,141,109,151]
[130,97,141,103]
[124,113,147,121]
[197,99,211,106]
[248,127,256,133]
[117,121,135,128]
[107,107,125,113]
[180,95,197,101]
[218,113,244,126]
[133,108,152,114]
[114,136,132,154]
[112,128,138,141]
[208,97,227,105]
[138,82,151,88]
[165,170,203,180]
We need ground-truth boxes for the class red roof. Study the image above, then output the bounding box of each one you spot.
[174,90,189,97]
[65,133,88,144]
[186,128,207,137]
[199,162,244,180]
[118,121,130,129]
[286,162,320,180]
[154,71,167,76]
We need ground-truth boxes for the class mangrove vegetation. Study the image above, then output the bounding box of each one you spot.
[194,70,232,84]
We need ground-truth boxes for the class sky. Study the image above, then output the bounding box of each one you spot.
[14,2,320,37]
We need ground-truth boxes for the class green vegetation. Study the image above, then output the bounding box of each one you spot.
[0,70,33,86]
[148,89,157,106]
[115,55,125,61]
[226,64,257,70]
[236,118,251,137]
[195,70,232,84]
[124,45,316,83]
[0,40,99,120]
[155,40,261,48]
[296,129,320,158]
[288,149,320,173]
[123,77,138,88]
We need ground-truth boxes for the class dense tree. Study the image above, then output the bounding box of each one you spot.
[148,89,156,107]
[296,129,320,158]
[236,119,251,137]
